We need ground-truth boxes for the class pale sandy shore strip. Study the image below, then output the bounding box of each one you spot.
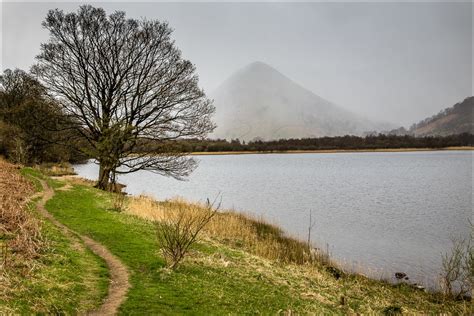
[188,146,474,156]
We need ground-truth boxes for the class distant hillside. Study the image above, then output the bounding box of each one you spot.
[408,97,473,136]
[211,62,392,141]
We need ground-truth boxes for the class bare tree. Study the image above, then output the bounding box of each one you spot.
[33,5,215,190]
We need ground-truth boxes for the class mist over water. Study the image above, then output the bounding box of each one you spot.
[74,150,472,289]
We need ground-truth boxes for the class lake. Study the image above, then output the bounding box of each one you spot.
[73,150,472,289]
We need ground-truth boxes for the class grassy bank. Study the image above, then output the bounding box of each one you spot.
[189,146,474,156]
[39,175,470,314]
[0,165,109,314]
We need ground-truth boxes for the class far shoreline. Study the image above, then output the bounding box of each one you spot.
[188,146,474,156]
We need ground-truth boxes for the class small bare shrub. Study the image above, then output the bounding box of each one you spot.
[156,199,219,269]
[440,236,473,299]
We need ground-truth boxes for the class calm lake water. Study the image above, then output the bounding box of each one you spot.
[74,150,472,289]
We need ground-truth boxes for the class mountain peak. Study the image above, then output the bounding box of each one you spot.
[244,61,274,70]
[220,61,293,91]
[211,62,391,140]
[239,61,283,76]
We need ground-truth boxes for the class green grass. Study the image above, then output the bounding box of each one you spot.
[43,180,472,314]
[0,194,109,314]
[46,185,322,314]
[20,167,64,190]
[20,168,43,191]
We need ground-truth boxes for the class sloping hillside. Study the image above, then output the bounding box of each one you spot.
[409,97,473,136]
[211,62,391,141]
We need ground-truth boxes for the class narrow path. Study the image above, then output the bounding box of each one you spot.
[35,179,130,315]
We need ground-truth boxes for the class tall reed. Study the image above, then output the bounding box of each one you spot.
[126,195,333,267]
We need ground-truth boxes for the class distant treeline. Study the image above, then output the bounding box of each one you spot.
[136,133,474,153]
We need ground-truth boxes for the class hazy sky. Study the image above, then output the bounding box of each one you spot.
[1,1,472,126]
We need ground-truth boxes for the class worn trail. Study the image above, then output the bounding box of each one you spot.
[36,179,130,315]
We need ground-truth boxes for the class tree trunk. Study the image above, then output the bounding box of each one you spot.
[96,162,112,191]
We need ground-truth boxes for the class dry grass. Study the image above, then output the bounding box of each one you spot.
[0,158,45,308]
[36,162,76,177]
[126,195,331,267]
[53,175,96,187]
[0,159,42,267]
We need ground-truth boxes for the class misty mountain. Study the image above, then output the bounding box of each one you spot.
[210,62,392,141]
[407,97,473,136]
